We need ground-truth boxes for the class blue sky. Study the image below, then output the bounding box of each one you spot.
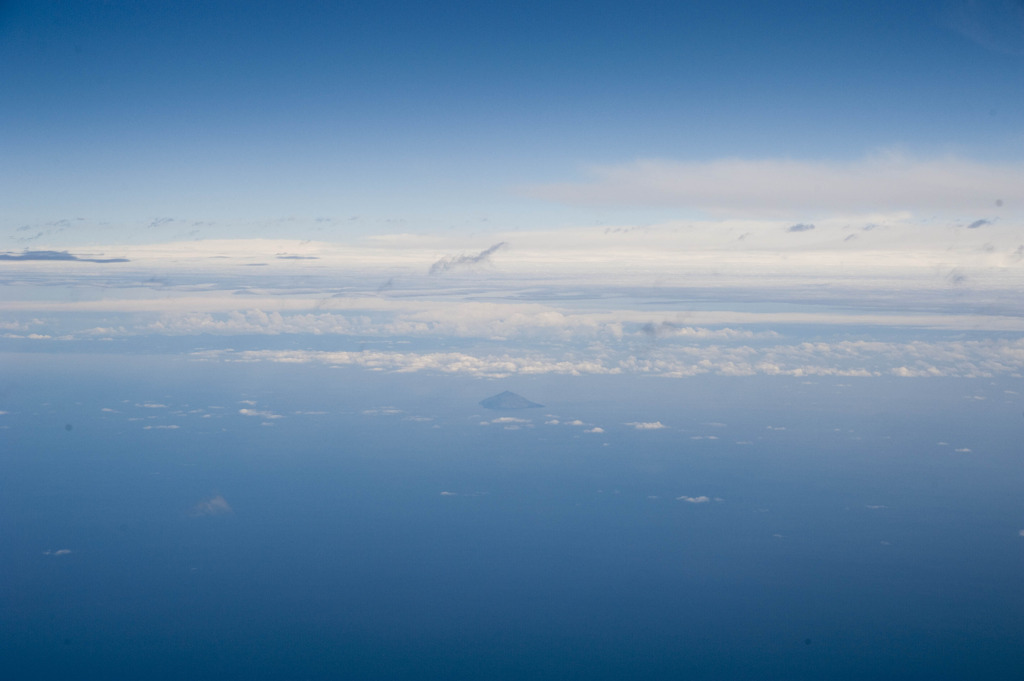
[4,1,1024,234]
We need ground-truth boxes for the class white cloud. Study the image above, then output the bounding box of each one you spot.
[42,549,72,556]
[192,495,232,516]
[143,424,180,430]
[585,427,604,433]
[627,421,666,430]
[186,332,1024,380]
[955,448,972,453]
[528,153,1024,217]
[239,408,283,419]
[136,403,167,409]
[677,495,711,503]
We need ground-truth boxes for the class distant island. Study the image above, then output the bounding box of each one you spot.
[479,391,544,410]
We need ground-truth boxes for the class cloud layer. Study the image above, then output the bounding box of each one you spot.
[529,154,1023,216]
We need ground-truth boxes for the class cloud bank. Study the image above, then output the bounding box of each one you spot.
[529,154,1023,216]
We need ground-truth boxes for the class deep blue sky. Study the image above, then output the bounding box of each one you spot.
[3,1,1024,230]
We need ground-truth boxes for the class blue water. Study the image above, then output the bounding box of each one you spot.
[2,355,1023,679]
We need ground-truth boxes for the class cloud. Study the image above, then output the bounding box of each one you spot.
[967,218,991,229]
[189,332,1024,381]
[676,495,711,503]
[639,323,778,341]
[585,427,604,433]
[787,223,815,232]
[239,408,283,419]
[137,403,167,409]
[527,154,1024,216]
[192,495,232,516]
[362,407,403,415]
[42,549,72,556]
[0,250,128,263]
[143,424,180,430]
[429,242,507,275]
[627,421,666,430]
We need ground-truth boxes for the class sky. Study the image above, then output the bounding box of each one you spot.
[3,2,1024,679]
[4,0,1024,237]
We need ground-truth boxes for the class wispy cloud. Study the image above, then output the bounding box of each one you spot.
[787,223,815,233]
[42,549,72,556]
[677,495,711,503]
[0,250,128,263]
[429,242,507,275]
[192,495,232,516]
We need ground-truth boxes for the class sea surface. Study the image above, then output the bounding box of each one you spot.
[2,354,1023,680]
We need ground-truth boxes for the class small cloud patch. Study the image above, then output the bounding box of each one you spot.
[627,421,666,430]
[192,495,232,516]
[239,408,283,419]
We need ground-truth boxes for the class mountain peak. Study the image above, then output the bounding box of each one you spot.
[479,391,544,410]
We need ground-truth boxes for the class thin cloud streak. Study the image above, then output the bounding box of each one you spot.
[429,242,507,275]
